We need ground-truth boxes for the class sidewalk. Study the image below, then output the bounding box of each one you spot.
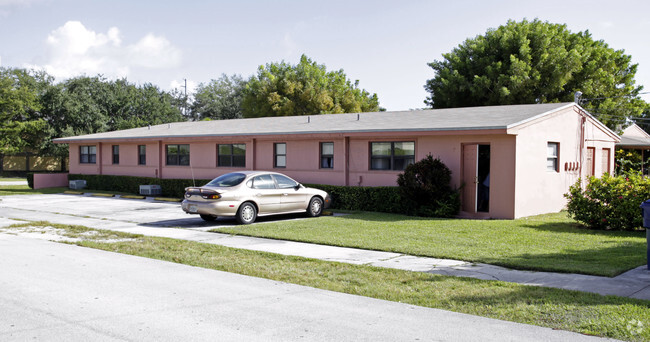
[1,193,650,301]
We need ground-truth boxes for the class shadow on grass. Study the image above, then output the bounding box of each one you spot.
[487,241,647,277]
[521,221,646,236]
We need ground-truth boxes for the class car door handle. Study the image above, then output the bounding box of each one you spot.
[283,193,288,196]
[255,193,262,197]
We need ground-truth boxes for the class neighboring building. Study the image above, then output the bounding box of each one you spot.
[616,123,650,175]
[54,102,618,219]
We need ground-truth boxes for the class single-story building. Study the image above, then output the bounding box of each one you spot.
[54,102,619,219]
[616,123,650,175]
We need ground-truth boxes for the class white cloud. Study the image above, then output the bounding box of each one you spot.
[25,20,182,80]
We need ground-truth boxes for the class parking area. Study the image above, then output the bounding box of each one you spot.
[0,193,309,230]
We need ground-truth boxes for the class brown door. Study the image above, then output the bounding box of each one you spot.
[601,148,611,175]
[462,144,478,213]
[586,147,595,177]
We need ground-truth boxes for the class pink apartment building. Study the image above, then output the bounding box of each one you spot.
[54,102,618,219]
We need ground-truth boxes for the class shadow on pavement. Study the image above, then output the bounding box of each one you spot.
[139,213,311,229]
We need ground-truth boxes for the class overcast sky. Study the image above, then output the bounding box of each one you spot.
[1,0,649,111]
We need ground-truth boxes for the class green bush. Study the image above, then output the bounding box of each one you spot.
[396,155,461,217]
[565,172,650,230]
[68,174,211,198]
[305,184,406,214]
[26,172,34,189]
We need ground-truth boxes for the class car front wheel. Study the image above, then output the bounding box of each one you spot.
[236,202,257,224]
[307,197,323,217]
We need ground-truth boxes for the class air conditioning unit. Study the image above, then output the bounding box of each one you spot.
[69,180,87,190]
[139,184,162,196]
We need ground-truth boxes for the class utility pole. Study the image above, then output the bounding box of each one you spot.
[180,78,188,118]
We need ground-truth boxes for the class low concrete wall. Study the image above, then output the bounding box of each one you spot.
[33,173,69,189]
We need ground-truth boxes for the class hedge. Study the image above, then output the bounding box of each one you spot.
[67,174,410,214]
[68,174,212,198]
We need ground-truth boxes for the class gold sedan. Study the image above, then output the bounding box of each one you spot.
[181,171,331,224]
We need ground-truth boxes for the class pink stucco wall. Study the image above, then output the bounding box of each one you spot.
[511,106,616,218]
[33,173,69,189]
[64,106,617,219]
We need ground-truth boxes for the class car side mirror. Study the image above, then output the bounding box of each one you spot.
[294,184,301,191]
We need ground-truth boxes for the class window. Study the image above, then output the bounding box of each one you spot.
[370,142,415,170]
[138,145,146,165]
[547,142,559,172]
[251,174,276,189]
[273,174,298,189]
[320,142,334,169]
[274,143,286,168]
[166,144,190,166]
[218,144,246,167]
[80,145,96,164]
[112,145,119,164]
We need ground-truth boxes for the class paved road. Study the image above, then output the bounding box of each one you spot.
[0,234,612,341]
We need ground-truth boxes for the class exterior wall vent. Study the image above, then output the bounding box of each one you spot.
[139,184,162,196]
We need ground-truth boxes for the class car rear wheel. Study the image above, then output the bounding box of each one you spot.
[236,202,257,224]
[307,197,323,217]
[200,214,217,221]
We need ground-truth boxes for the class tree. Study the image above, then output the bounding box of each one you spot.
[424,19,646,129]
[190,74,245,120]
[0,68,51,154]
[40,76,184,156]
[242,54,381,117]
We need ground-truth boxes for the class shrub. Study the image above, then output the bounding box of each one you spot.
[565,172,650,230]
[26,172,34,189]
[68,174,211,198]
[396,155,460,217]
[305,184,406,214]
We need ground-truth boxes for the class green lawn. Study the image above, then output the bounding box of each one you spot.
[0,184,68,196]
[4,221,646,341]
[213,212,646,277]
[0,177,26,181]
[0,184,136,197]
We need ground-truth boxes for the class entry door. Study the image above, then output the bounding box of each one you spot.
[462,144,478,213]
[462,144,490,213]
[586,147,595,177]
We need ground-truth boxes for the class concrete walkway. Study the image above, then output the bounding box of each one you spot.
[1,193,650,301]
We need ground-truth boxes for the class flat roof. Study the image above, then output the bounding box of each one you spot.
[54,102,576,143]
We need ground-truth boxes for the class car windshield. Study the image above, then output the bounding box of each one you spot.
[205,173,246,187]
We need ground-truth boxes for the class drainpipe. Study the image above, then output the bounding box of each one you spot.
[98,142,103,175]
[579,116,586,180]
[158,140,163,179]
[344,136,350,186]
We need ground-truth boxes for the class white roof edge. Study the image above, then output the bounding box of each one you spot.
[506,103,575,129]
[507,103,620,142]
[53,126,510,143]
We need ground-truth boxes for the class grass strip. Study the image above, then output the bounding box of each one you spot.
[214,212,646,277]
[0,185,67,196]
[6,221,647,341]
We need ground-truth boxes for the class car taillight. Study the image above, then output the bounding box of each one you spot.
[202,194,221,200]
